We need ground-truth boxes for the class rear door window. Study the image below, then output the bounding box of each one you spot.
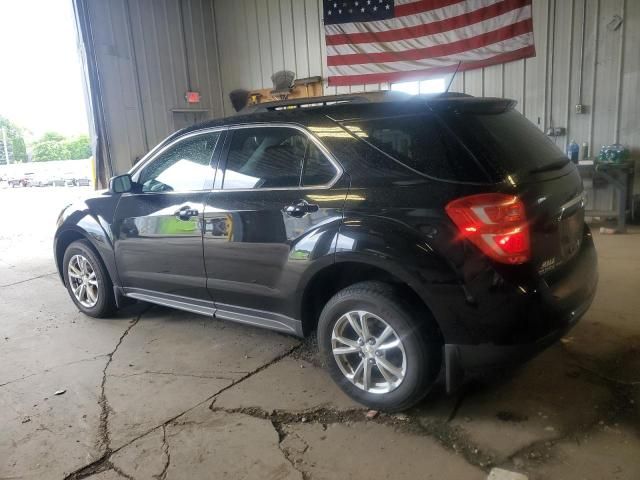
[222,127,338,190]
[301,142,337,186]
[222,127,305,190]
[341,114,488,182]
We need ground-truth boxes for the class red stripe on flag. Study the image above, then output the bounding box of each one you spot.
[326,19,532,66]
[325,0,531,46]
[327,44,535,86]
[394,0,531,18]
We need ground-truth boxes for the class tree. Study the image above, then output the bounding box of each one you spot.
[32,140,70,161]
[12,136,27,162]
[0,116,27,163]
[40,131,65,143]
[30,131,91,161]
[64,134,92,159]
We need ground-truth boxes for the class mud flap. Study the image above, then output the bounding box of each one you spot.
[444,344,465,393]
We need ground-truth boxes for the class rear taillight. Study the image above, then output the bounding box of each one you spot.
[445,193,530,264]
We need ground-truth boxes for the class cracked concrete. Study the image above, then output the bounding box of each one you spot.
[97,313,145,453]
[282,421,485,479]
[110,426,168,480]
[0,274,147,387]
[2,187,640,480]
[212,356,361,412]
[165,408,302,479]
[525,424,640,480]
[103,306,298,449]
[0,358,106,478]
[442,346,613,463]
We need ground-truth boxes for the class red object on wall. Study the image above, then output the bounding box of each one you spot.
[185,91,201,103]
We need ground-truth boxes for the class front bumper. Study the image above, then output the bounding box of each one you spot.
[443,229,598,393]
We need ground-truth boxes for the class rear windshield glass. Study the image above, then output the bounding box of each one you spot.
[341,114,489,183]
[438,110,567,177]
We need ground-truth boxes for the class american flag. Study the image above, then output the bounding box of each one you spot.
[323,0,535,86]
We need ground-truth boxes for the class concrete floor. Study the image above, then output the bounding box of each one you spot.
[1,186,639,480]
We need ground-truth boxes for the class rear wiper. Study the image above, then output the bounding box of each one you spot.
[529,158,570,174]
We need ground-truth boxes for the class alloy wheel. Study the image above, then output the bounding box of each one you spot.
[331,310,407,394]
[68,254,99,308]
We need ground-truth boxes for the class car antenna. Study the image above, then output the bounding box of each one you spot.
[445,61,462,93]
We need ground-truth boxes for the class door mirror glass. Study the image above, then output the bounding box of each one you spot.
[109,174,133,194]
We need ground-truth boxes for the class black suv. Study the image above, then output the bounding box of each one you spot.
[55,93,597,411]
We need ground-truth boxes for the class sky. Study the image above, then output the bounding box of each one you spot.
[0,0,89,140]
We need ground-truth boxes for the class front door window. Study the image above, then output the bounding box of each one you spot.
[138,132,221,193]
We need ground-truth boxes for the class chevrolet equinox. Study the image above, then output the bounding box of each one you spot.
[54,92,598,411]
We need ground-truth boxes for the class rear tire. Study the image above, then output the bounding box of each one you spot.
[63,239,116,318]
[317,281,441,412]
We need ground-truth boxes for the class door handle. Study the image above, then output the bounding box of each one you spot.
[175,206,199,220]
[284,200,319,218]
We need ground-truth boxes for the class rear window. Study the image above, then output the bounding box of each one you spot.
[439,110,567,177]
[341,114,488,182]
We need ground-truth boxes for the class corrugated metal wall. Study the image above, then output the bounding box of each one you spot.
[83,0,639,190]
[79,0,225,175]
[215,0,639,155]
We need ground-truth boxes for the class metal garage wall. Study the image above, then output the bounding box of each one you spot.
[213,0,325,114]
[214,0,639,157]
[79,0,639,187]
[76,0,225,179]
[213,0,391,115]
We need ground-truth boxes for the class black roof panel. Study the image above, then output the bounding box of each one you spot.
[174,91,516,137]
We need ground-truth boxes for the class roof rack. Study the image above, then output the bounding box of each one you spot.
[239,91,413,114]
[239,91,474,114]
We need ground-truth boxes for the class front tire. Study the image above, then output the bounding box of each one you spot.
[318,281,441,412]
[63,239,116,318]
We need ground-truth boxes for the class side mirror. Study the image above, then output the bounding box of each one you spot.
[109,174,133,194]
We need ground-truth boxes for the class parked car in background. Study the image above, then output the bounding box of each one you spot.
[8,175,31,187]
[29,175,52,187]
[63,173,77,187]
[64,176,92,187]
[53,92,598,411]
[75,177,91,187]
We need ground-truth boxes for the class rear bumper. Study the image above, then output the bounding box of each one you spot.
[443,228,598,392]
[444,283,595,392]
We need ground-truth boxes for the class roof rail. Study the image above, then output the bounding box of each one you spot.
[239,91,413,114]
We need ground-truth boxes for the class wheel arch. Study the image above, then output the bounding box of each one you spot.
[55,229,87,282]
[299,259,446,343]
[54,220,119,288]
